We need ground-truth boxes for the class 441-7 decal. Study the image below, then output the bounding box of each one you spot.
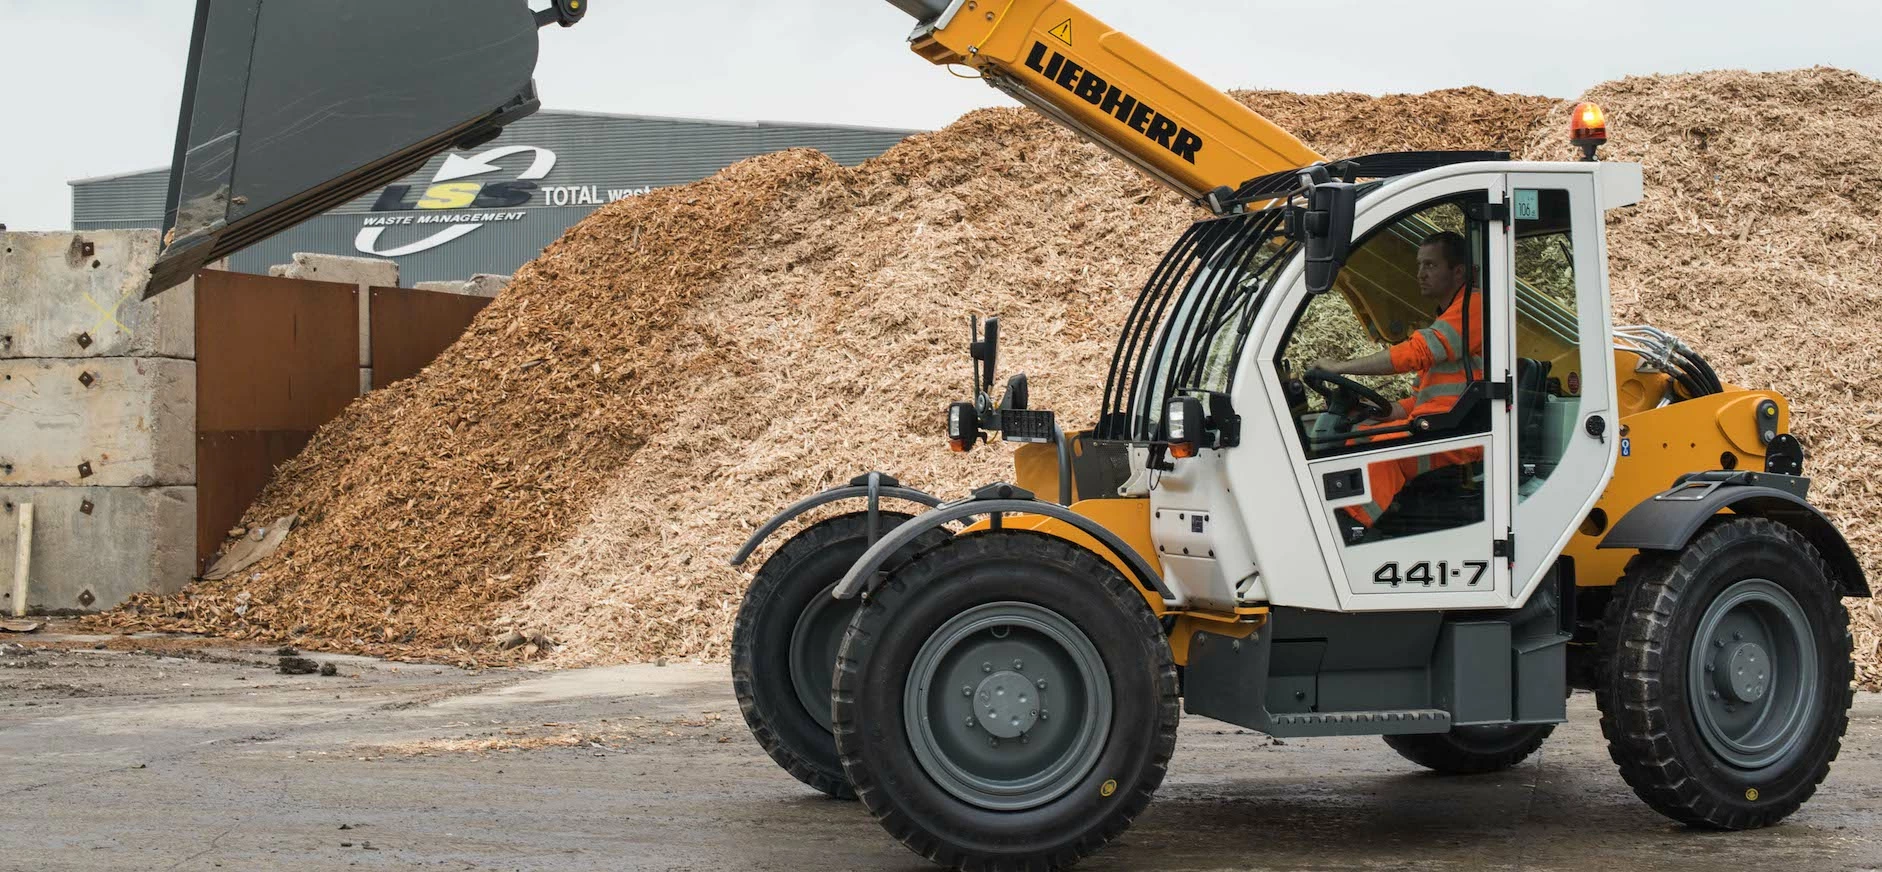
[1373,560,1489,588]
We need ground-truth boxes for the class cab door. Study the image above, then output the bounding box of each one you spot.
[1267,174,1515,610]
[1504,171,1618,603]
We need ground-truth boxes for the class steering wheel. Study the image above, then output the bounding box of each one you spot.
[1304,367,1395,423]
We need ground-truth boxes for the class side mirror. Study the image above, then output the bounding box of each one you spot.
[969,315,1000,401]
[999,373,1029,411]
[1300,181,1357,295]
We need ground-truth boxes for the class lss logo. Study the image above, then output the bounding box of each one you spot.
[354,146,557,257]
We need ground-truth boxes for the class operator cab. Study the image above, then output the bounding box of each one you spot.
[1101,151,1640,615]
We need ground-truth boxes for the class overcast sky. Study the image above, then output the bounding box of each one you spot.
[4,0,1879,231]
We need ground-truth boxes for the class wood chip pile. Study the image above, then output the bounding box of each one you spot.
[98,70,1882,687]
[1520,67,1882,687]
[96,152,847,662]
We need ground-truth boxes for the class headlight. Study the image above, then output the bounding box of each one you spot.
[947,401,980,452]
[1164,396,1205,459]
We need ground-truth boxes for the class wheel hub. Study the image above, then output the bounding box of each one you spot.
[1715,641,1770,703]
[904,602,1112,812]
[787,583,849,731]
[1686,577,1820,771]
[974,670,1042,738]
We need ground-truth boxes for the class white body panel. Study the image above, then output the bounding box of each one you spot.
[1148,447,1265,611]
[1144,161,1632,614]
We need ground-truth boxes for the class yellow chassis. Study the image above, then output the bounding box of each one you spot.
[966,365,1789,664]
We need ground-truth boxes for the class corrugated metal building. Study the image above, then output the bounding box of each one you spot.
[71,110,919,286]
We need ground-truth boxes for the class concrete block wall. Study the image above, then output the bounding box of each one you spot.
[1,357,195,486]
[414,274,511,299]
[0,487,196,609]
[1,230,192,358]
[0,231,197,612]
[0,236,508,614]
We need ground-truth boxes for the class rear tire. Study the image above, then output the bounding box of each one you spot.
[833,531,1178,871]
[1597,516,1853,829]
[1384,723,1554,775]
[732,512,950,799]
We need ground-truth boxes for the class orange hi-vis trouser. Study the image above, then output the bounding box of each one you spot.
[1347,287,1483,526]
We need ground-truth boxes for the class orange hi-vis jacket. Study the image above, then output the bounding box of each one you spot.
[1390,284,1484,419]
[1350,285,1484,526]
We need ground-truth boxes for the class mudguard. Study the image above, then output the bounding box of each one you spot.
[729,472,940,567]
[831,483,1176,605]
[1599,472,1869,597]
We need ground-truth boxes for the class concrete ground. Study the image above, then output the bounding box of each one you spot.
[2,627,1876,871]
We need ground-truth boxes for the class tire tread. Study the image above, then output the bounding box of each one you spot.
[833,531,1179,871]
[1383,724,1554,775]
[732,512,949,800]
[1594,516,1853,829]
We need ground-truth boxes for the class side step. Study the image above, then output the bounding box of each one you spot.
[1266,709,1451,738]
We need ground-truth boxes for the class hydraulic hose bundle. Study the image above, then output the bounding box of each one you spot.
[1615,325,1725,402]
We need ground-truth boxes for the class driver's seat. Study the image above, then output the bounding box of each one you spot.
[1360,461,1486,543]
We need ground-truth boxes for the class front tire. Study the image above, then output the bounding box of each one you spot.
[732,512,950,799]
[1384,723,1554,775]
[834,531,1178,870]
[1597,516,1853,829]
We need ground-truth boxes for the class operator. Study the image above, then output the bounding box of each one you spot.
[1311,231,1483,527]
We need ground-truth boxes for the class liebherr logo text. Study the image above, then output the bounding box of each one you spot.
[1024,41,1203,164]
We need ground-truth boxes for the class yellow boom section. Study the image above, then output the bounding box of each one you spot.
[909,0,1319,203]
[910,1,1601,397]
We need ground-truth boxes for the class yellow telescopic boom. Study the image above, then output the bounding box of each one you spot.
[891,0,1589,370]
[899,0,1321,205]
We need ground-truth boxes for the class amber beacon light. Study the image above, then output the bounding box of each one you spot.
[1570,101,1608,161]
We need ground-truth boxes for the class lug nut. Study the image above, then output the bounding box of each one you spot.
[1036,679,1047,689]
[982,662,992,673]
[1013,659,1024,670]
[963,685,973,696]
[989,737,999,747]
[965,716,976,727]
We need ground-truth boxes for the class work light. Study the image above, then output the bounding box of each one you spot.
[948,401,980,452]
[1164,396,1205,459]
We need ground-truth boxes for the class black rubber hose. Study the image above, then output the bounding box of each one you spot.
[1667,364,1708,402]
[1671,346,1722,395]
[1687,347,1725,394]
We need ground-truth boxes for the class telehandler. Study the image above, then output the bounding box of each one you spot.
[145,1,1864,869]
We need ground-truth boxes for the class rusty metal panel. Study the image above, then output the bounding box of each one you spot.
[368,286,491,387]
[193,431,313,574]
[195,271,359,431]
[194,271,358,571]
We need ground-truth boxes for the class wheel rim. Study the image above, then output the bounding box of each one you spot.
[903,602,1113,811]
[1686,577,1820,770]
[787,583,850,732]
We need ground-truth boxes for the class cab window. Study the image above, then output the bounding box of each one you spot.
[1276,195,1492,461]
[1275,193,1495,547]
[1513,187,1582,499]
